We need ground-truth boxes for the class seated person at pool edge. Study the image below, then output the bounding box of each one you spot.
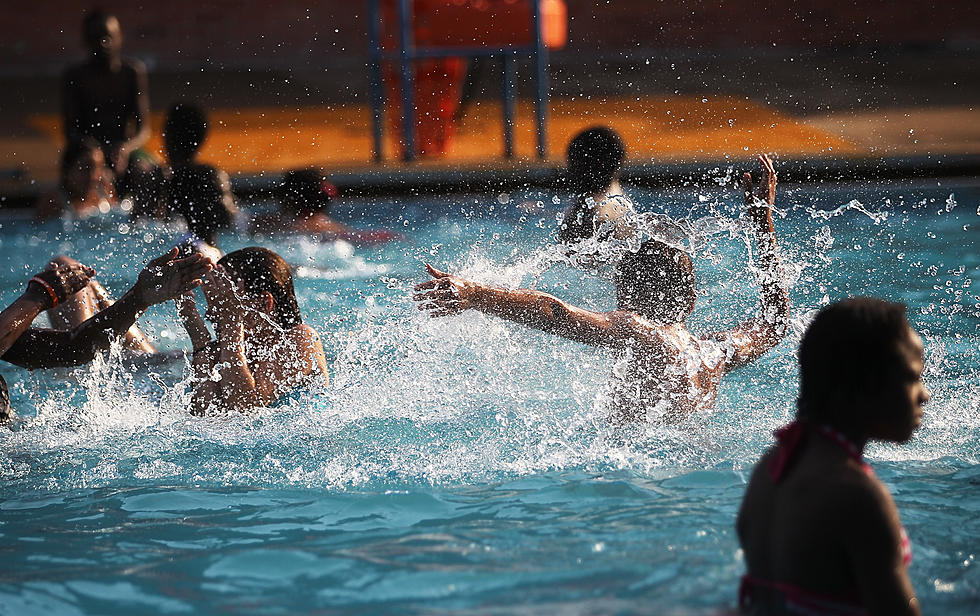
[737,298,926,615]
[178,247,327,414]
[415,155,788,422]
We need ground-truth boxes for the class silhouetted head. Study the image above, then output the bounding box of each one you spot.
[218,247,302,330]
[566,126,626,196]
[168,164,236,245]
[60,138,106,200]
[277,168,338,218]
[164,103,208,166]
[82,10,122,63]
[614,240,696,324]
[797,297,928,442]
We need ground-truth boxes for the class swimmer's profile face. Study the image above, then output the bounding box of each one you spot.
[870,327,929,443]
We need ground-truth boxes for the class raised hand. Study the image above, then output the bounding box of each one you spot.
[412,264,474,317]
[134,248,212,308]
[742,153,777,212]
[200,264,246,338]
[29,261,96,309]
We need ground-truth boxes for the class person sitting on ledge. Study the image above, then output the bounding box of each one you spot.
[179,247,327,414]
[415,155,788,423]
[557,125,638,245]
[736,297,927,616]
[0,249,212,422]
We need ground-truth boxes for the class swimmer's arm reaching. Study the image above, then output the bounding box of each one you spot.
[2,250,211,370]
[0,261,95,359]
[190,265,275,413]
[176,293,212,353]
[710,154,790,372]
[414,264,641,347]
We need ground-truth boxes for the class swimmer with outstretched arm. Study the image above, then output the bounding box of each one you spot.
[414,155,789,421]
[1,249,210,370]
[0,250,211,422]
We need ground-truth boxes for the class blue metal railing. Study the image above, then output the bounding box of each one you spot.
[366,0,551,162]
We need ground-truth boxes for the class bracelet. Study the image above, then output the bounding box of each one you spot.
[29,276,59,308]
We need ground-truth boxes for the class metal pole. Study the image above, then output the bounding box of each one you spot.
[398,0,417,162]
[501,53,515,159]
[532,0,548,159]
[367,0,384,163]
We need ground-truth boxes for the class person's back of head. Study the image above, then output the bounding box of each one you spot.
[614,239,696,324]
[797,298,915,430]
[566,126,626,196]
[219,247,302,329]
[164,102,208,167]
[277,168,338,219]
[168,164,235,246]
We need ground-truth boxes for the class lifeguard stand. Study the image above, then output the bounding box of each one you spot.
[366,0,566,162]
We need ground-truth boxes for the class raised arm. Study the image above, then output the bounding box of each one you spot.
[712,154,790,372]
[189,265,269,414]
[2,250,211,370]
[413,264,639,347]
[0,261,95,359]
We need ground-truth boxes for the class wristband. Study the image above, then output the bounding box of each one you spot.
[29,276,59,308]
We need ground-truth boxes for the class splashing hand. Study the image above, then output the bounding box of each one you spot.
[29,261,96,309]
[134,248,212,308]
[413,264,473,317]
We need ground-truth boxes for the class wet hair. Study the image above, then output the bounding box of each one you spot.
[218,247,302,329]
[0,373,10,423]
[167,164,234,245]
[614,239,696,323]
[797,297,912,424]
[277,168,338,216]
[566,126,626,196]
[164,103,208,164]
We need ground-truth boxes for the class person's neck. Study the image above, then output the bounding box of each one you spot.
[90,53,122,71]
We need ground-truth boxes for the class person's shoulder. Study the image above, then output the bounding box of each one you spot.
[122,56,147,75]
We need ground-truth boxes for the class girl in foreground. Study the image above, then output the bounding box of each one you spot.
[178,247,327,414]
[737,298,927,615]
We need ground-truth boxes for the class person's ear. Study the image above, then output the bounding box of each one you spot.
[263,291,274,313]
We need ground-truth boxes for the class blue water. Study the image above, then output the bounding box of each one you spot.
[1,178,978,614]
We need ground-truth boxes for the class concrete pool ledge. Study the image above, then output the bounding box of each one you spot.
[1,153,978,209]
[229,153,980,199]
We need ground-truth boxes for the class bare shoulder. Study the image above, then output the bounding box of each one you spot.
[607,311,672,348]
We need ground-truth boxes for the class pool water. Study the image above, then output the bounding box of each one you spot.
[0,178,978,614]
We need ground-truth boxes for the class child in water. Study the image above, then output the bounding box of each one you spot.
[35,138,116,221]
[178,247,327,414]
[414,155,788,422]
[250,168,400,246]
[737,297,927,615]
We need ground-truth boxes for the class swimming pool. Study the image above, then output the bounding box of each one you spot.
[1,177,978,614]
